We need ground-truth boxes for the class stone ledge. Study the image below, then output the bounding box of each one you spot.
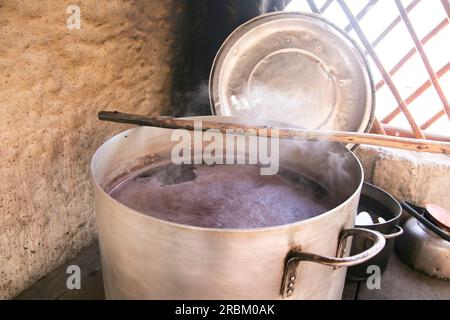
[355,146,450,211]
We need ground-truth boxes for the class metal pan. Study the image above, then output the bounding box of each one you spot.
[209,12,375,150]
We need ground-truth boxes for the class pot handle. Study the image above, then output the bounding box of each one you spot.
[383,225,403,239]
[280,228,385,299]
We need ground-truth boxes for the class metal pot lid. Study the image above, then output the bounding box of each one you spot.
[426,204,450,229]
[209,12,375,149]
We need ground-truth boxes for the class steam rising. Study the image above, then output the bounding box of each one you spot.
[231,80,332,128]
[173,82,210,116]
[173,78,355,201]
[227,82,354,200]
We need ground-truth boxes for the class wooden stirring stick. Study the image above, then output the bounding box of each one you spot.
[98,111,450,155]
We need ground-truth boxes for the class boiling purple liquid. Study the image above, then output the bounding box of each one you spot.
[109,163,336,229]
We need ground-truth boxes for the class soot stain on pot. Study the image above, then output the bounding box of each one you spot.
[284,245,303,261]
[102,153,163,192]
[137,163,198,186]
[278,167,328,200]
[280,245,303,297]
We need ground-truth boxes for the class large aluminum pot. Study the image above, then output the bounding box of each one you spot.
[91,116,385,300]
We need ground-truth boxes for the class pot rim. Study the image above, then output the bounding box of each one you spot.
[91,121,364,234]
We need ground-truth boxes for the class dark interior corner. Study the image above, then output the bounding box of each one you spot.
[169,0,289,116]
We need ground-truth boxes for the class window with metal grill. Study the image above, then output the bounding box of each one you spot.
[285,0,450,141]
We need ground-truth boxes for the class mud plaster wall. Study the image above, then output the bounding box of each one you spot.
[0,1,184,299]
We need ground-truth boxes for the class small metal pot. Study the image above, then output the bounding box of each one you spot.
[347,183,403,281]
[396,202,450,280]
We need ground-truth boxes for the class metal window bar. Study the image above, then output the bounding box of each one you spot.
[343,0,378,33]
[395,0,450,124]
[382,62,450,123]
[320,0,333,13]
[441,0,450,17]
[307,0,321,14]
[336,0,426,138]
[306,0,449,140]
[371,0,421,48]
[422,110,446,130]
[375,18,448,92]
